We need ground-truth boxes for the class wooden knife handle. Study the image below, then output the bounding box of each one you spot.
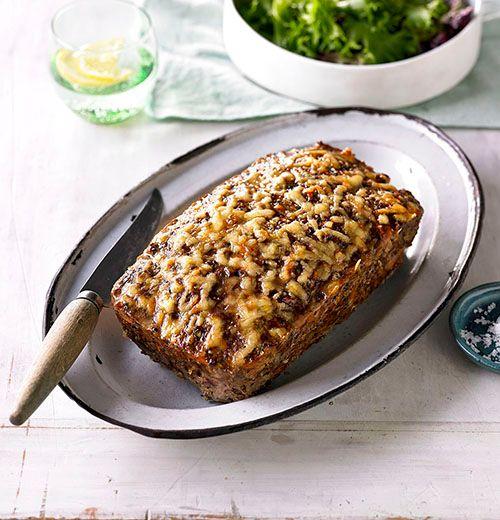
[9,291,103,426]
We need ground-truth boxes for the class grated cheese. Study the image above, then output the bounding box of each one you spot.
[116,144,422,367]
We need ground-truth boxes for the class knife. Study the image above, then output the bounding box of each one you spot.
[10,189,164,426]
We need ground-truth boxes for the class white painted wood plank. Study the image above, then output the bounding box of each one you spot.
[3,0,500,518]
[2,423,500,519]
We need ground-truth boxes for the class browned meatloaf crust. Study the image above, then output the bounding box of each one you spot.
[111,143,423,402]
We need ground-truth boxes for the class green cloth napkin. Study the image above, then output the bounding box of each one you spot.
[145,0,500,127]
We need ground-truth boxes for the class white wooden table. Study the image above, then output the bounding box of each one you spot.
[3,2,500,518]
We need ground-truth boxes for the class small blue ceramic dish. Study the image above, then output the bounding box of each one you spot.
[450,282,500,374]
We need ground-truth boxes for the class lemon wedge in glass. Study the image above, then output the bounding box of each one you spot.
[55,37,132,89]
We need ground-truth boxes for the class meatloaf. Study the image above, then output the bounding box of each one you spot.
[111,143,423,402]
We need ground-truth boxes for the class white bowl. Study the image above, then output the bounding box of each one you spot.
[223,0,484,108]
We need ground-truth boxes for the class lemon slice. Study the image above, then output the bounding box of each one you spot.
[55,37,132,89]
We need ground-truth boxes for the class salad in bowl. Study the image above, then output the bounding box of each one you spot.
[237,0,473,65]
[224,0,483,107]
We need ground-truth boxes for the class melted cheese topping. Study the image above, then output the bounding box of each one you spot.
[114,144,421,367]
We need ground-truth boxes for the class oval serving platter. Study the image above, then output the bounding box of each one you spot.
[45,108,483,438]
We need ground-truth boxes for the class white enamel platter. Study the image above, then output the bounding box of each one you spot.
[46,109,483,438]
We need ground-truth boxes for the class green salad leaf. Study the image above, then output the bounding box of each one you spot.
[237,0,470,64]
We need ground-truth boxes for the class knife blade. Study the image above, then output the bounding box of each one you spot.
[10,189,164,426]
[82,188,164,303]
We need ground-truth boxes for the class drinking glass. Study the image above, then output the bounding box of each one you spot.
[50,0,158,124]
